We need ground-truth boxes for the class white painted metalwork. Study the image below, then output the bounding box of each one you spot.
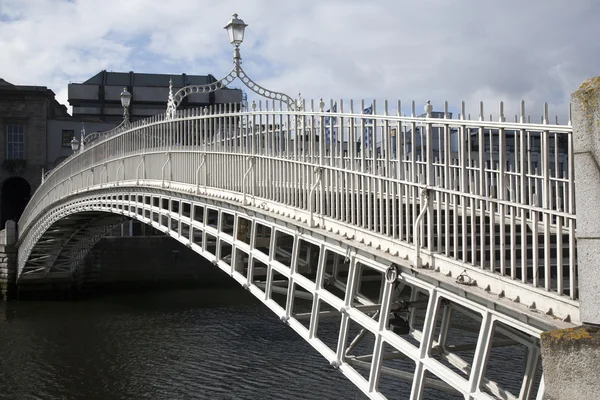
[15,96,577,399]
[19,98,578,319]
[164,13,297,120]
[13,13,578,399]
[71,88,132,152]
[19,186,549,399]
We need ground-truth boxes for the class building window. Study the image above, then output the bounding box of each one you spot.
[6,124,25,160]
[62,130,75,147]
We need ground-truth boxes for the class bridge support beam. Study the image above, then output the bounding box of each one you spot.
[540,76,600,400]
[0,220,17,300]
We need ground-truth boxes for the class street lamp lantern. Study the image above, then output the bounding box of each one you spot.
[224,13,247,47]
[121,87,132,123]
[424,100,433,117]
[70,136,80,152]
[121,88,132,109]
[165,13,296,118]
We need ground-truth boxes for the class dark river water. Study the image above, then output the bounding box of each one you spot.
[0,285,368,400]
[0,281,539,399]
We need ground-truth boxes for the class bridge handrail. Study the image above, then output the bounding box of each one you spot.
[19,100,577,304]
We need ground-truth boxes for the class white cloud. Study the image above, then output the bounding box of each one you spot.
[0,0,598,122]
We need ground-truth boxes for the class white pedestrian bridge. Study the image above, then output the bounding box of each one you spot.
[15,97,576,399]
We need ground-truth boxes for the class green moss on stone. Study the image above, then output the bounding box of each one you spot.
[541,325,600,346]
[573,76,600,116]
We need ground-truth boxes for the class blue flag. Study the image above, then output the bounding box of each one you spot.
[362,105,373,149]
[324,103,337,144]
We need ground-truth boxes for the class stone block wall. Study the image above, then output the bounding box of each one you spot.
[0,221,17,300]
[0,85,68,227]
[570,76,600,325]
[0,244,16,300]
[0,93,51,182]
[541,327,600,400]
[540,76,600,400]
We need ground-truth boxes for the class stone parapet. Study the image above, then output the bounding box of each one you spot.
[541,326,600,400]
[540,75,600,400]
[0,221,17,300]
[571,76,600,325]
[0,244,17,300]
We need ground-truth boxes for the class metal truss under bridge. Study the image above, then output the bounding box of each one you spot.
[16,99,578,399]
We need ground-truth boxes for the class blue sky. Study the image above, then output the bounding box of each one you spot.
[1,0,599,122]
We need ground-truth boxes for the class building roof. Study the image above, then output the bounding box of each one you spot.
[0,81,56,95]
[0,78,14,86]
[83,70,221,88]
[50,115,112,123]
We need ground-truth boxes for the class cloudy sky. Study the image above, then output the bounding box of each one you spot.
[1,0,598,121]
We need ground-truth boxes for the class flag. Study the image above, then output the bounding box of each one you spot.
[324,103,337,144]
[362,105,373,149]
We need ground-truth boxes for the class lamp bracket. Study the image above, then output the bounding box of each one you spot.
[165,64,297,120]
[80,118,130,148]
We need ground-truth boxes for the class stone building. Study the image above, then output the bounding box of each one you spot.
[0,79,70,227]
[46,117,116,169]
[0,70,244,229]
[68,70,244,123]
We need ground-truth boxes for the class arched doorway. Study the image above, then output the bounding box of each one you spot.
[1,177,31,228]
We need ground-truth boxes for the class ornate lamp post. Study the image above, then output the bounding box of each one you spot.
[121,87,132,124]
[71,89,132,153]
[70,134,80,152]
[165,13,298,119]
[224,13,248,58]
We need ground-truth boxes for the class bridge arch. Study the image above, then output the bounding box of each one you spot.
[17,184,548,399]
[15,97,578,399]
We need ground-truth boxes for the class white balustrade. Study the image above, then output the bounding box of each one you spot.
[18,100,577,304]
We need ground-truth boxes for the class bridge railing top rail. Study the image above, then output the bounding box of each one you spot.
[25,99,574,225]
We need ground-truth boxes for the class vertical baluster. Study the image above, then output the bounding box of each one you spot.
[542,102,552,291]
[326,98,333,220]
[257,100,263,199]
[519,101,528,284]
[383,100,391,237]
[460,102,468,264]
[509,166,517,279]
[308,98,315,212]
[443,101,450,256]
[340,99,348,224]
[394,100,401,241]
[497,102,506,276]
[350,99,357,226]
[424,101,433,252]
[361,99,367,230]
[371,100,379,234]
[410,100,417,245]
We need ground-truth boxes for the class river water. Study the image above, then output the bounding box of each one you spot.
[0,284,370,400]
[0,280,537,399]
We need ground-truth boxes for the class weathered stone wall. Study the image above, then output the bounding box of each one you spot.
[0,92,54,189]
[540,76,600,400]
[570,76,600,325]
[0,221,17,300]
[0,245,16,300]
[541,326,600,400]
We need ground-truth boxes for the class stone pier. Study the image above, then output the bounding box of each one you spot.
[0,221,17,301]
[540,76,600,399]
